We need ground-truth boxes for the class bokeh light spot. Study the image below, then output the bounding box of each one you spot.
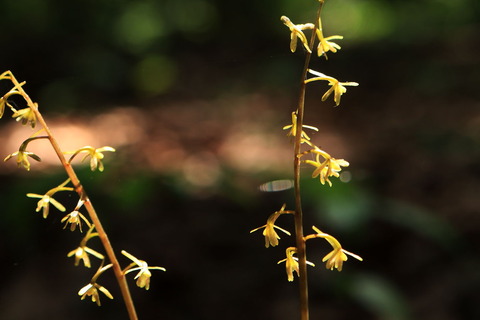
[133,55,177,96]
[324,0,395,42]
[166,0,218,40]
[114,2,167,53]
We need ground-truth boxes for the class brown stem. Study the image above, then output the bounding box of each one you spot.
[8,73,138,320]
[292,4,323,320]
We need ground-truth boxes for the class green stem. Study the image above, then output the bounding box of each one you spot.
[292,4,323,320]
[8,73,138,320]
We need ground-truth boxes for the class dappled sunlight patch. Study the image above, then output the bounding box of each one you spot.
[1,94,351,177]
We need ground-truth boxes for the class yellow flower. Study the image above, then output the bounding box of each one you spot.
[0,96,6,119]
[282,111,318,144]
[67,146,115,172]
[12,107,37,128]
[310,226,362,271]
[251,220,290,248]
[78,283,113,306]
[315,16,343,58]
[4,136,48,171]
[305,69,358,106]
[68,246,100,268]
[250,204,293,248]
[280,16,315,53]
[61,200,91,232]
[27,193,66,218]
[26,179,73,218]
[4,150,41,171]
[303,148,349,187]
[277,247,315,282]
[122,250,166,290]
[0,75,28,120]
[62,210,91,232]
[317,35,343,57]
[78,263,114,306]
[67,227,104,268]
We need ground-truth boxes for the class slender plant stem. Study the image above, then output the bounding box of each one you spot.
[292,4,323,320]
[8,73,138,320]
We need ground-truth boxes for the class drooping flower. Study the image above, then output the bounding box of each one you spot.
[317,34,343,57]
[303,147,349,187]
[4,150,41,171]
[305,69,358,106]
[78,263,114,306]
[12,106,37,128]
[78,282,114,306]
[67,146,115,172]
[277,247,315,282]
[250,204,293,248]
[278,247,299,282]
[4,136,48,171]
[0,79,30,121]
[122,250,166,290]
[309,226,362,271]
[315,16,343,58]
[282,111,319,144]
[61,199,91,232]
[62,210,90,232]
[251,219,290,248]
[26,179,73,218]
[27,193,66,218]
[67,226,104,268]
[280,16,315,53]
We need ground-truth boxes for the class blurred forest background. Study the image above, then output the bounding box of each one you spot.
[0,0,479,319]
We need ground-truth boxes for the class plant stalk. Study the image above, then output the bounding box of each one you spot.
[9,73,138,320]
[292,4,323,320]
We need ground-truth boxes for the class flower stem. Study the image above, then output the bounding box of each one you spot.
[292,4,323,320]
[7,73,138,320]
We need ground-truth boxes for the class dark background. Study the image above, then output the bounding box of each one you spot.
[0,0,479,319]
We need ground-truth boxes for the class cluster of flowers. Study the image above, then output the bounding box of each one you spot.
[281,11,356,187]
[283,111,349,187]
[0,70,165,306]
[251,4,362,282]
[37,195,166,306]
[281,15,358,107]
[251,205,362,281]
[70,225,165,306]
